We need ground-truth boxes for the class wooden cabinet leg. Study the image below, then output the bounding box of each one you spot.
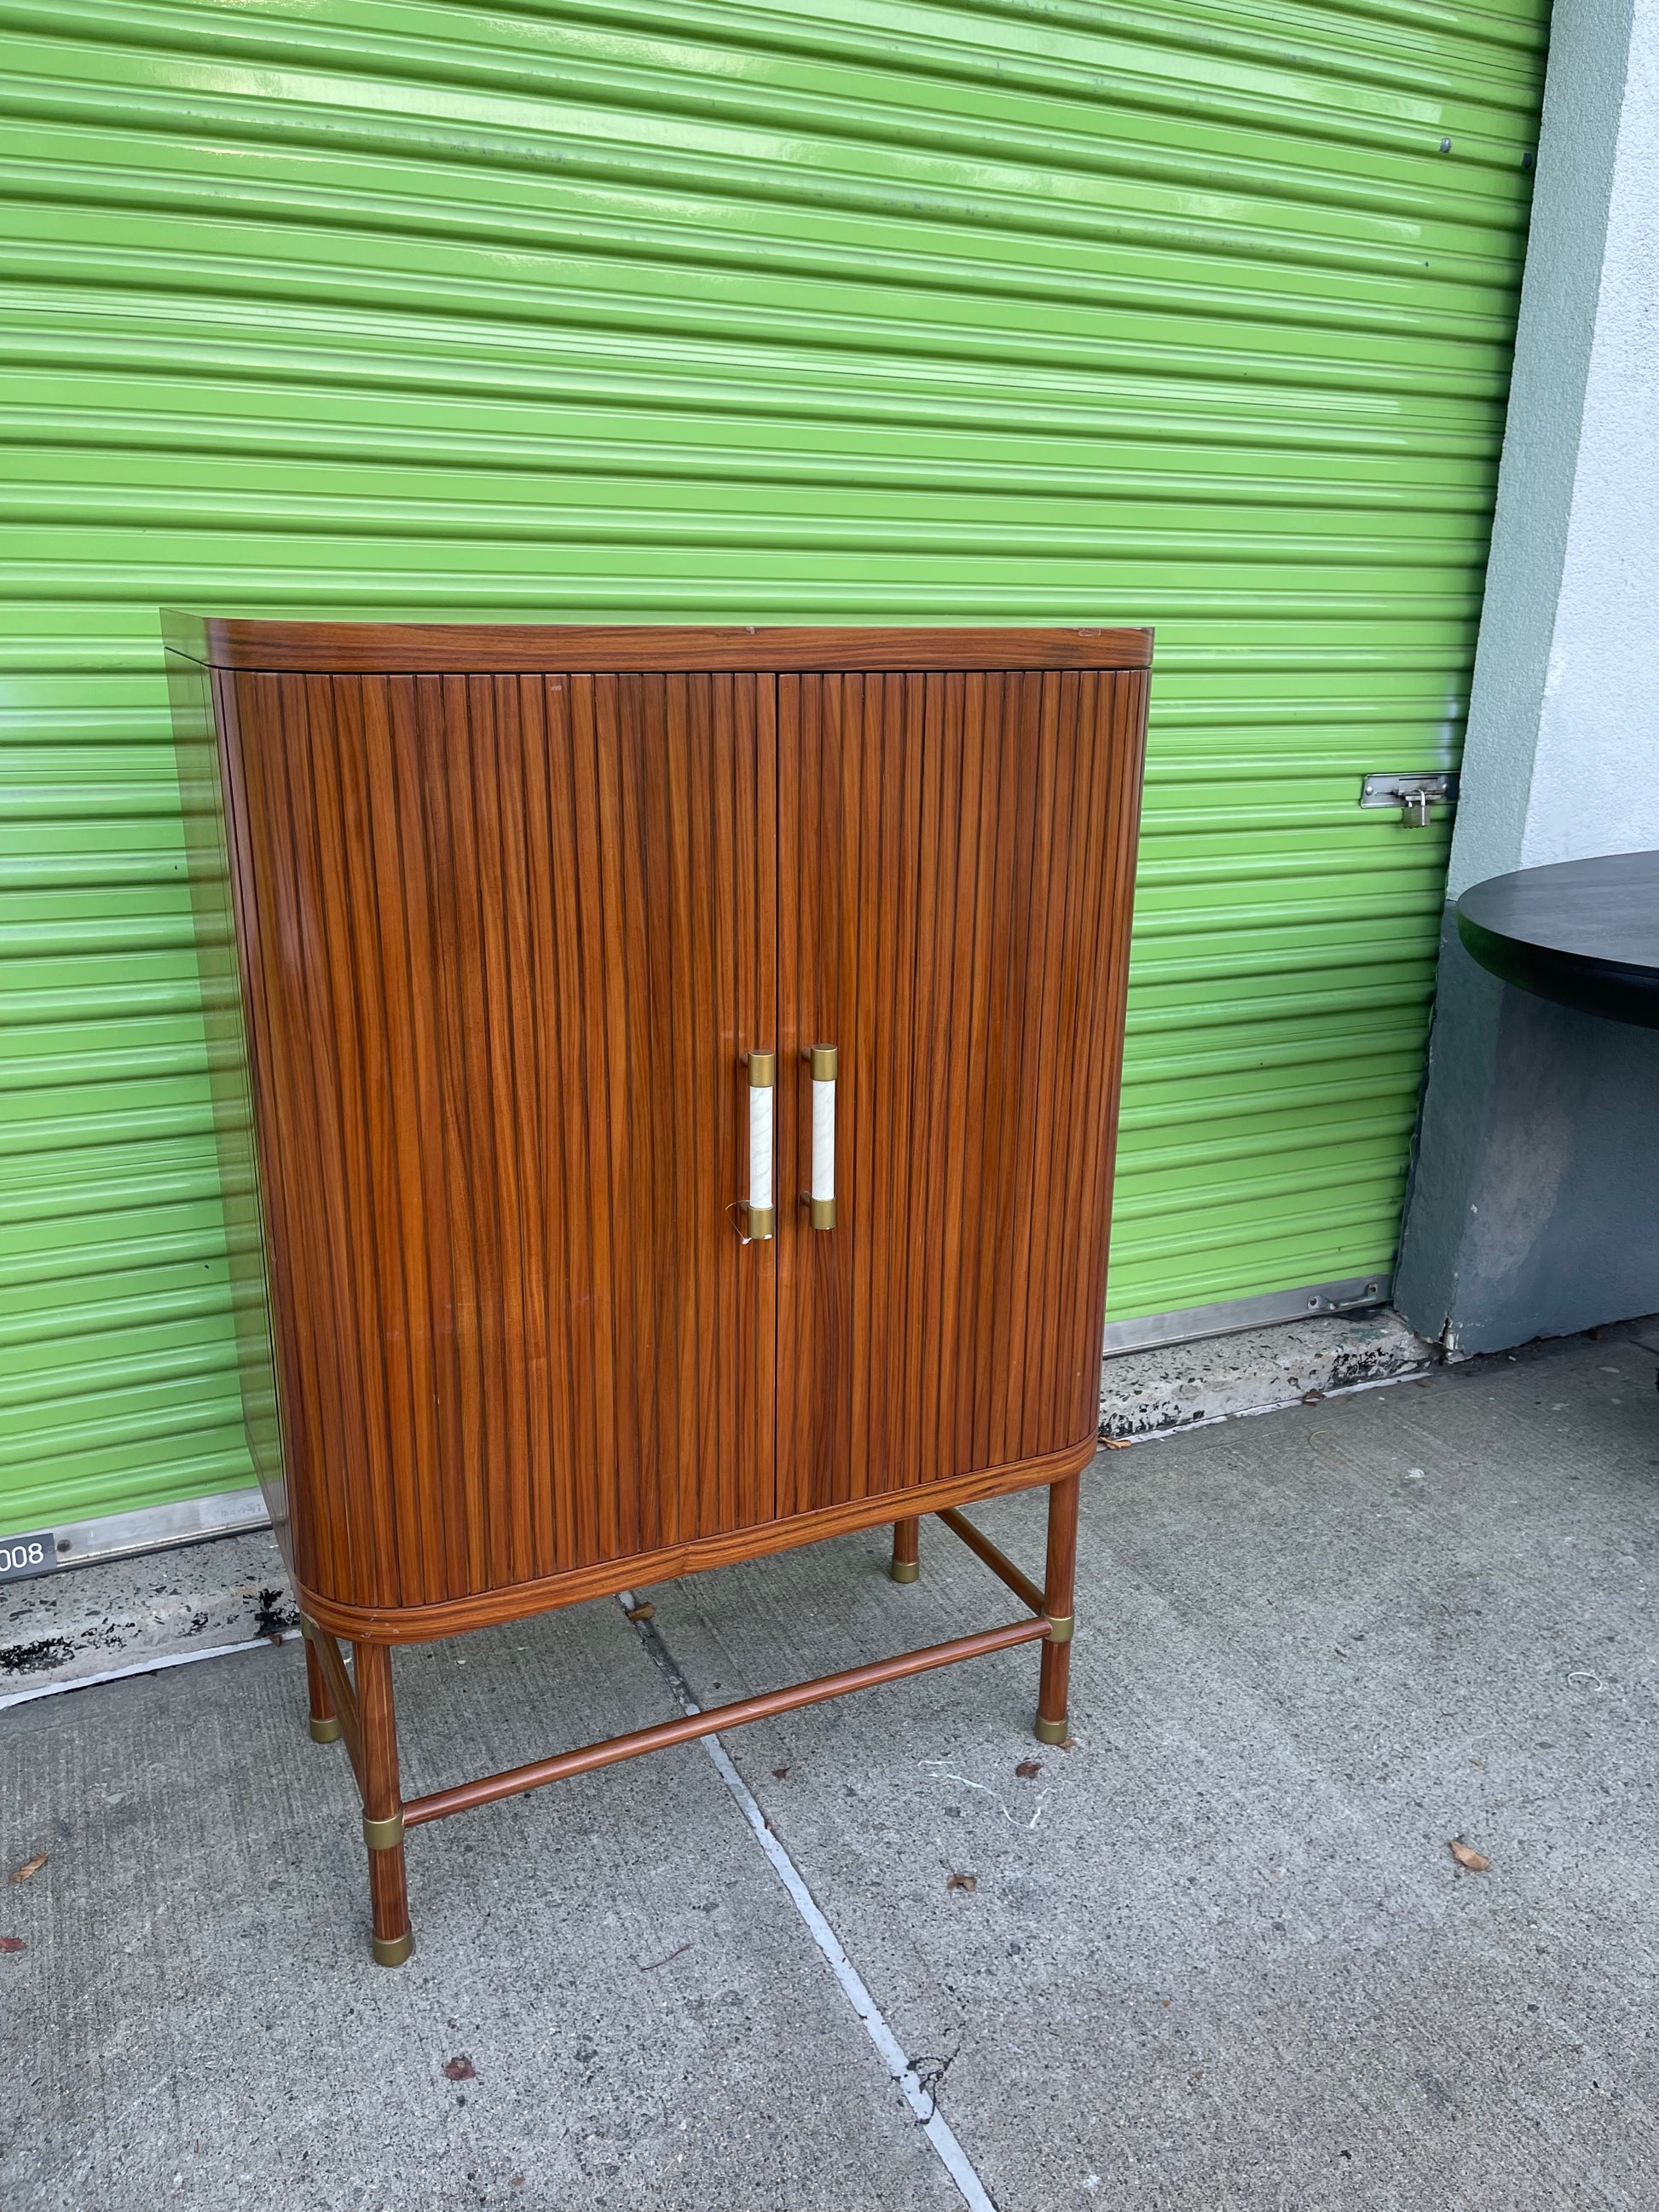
[890,1517,921,1584]
[1035,1473,1079,1744]
[355,1642,413,1967]
[304,1633,343,1743]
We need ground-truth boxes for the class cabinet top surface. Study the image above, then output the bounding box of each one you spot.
[161,614,1153,674]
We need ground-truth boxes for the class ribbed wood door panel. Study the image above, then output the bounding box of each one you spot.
[778,669,1143,1515]
[4,3,1549,1543]
[219,667,775,1611]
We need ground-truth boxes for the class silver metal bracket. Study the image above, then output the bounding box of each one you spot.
[1360,771,1460,828]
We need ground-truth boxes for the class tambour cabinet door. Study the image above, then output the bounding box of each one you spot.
[217,667,776,1611]
[777,668,1146,1516]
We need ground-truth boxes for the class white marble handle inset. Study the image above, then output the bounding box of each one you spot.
[802,1043,837,1230]
[743,1050,775,1240]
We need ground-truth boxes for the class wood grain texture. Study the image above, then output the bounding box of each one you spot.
[935,1508,1045,1615]
[356,1641,411,1955]
[163,614,1153,675]
[303,1621,365,1793]
[297,1430,1097,1645]
[194,627,1148,1645]
[1038,1470,1082,1732]
[402,1614,1053,1828]
[170,650,292,1568]
[777,669,1147,1517]
[218,667,775,1612]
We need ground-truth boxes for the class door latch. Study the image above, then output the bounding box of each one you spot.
[1360,771,1459,828]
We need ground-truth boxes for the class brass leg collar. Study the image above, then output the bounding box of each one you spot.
[888,1559,920,1585]
[372,1930,415,1969]
[362,1810,405,1851]
[1043,1614,1074,1644]
[309,1714,344,1744]
[1033,1715,1069,1746]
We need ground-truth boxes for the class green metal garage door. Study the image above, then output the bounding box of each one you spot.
[1,0,1549,1545]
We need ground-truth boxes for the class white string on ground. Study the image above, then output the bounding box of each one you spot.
[921,1760,1048,1832]
[617,1591,997,2212]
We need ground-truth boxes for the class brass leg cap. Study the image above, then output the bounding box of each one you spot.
[1033,1715,1069,1746]
[372,1930,414,1969]
[888,1559,920,1585]
[309,1714,343,1744]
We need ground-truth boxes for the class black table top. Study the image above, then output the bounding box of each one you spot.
[1457,850,1659,1030]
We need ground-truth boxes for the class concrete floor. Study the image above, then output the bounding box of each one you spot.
[2,1306,1433,1698]
[4,1328,1658,2210]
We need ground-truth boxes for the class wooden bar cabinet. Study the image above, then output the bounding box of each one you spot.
[165,618,1151,1965]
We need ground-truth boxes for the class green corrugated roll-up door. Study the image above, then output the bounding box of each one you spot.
[0,0,1549,1543]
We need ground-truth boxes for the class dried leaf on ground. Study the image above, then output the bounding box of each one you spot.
[1449,1839,1490,1872]
[625,1602,654,1623]
[1101,1437,1132,1451]
[0,1937,24,1954]
[1014,1760,1043,1781]
[443,2056,477,2082]
[9,1854,47,1884]
[945,1872,978,1894]
[772,1767,789,1779]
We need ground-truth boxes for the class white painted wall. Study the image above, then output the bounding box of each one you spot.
[1396,0,1659,1353]
[1448,0,1659,898]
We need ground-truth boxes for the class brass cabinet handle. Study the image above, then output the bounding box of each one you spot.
[801,1043,836,1229]
[742,1049,776,1239]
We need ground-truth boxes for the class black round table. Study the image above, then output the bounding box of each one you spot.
[1458,850,1659,1030]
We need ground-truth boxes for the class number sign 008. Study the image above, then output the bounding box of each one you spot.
[0,1533,57,1583]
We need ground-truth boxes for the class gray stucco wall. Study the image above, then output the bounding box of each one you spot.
[1395,0,1659,1352]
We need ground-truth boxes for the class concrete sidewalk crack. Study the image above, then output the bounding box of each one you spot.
[617,1591,998,2212]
